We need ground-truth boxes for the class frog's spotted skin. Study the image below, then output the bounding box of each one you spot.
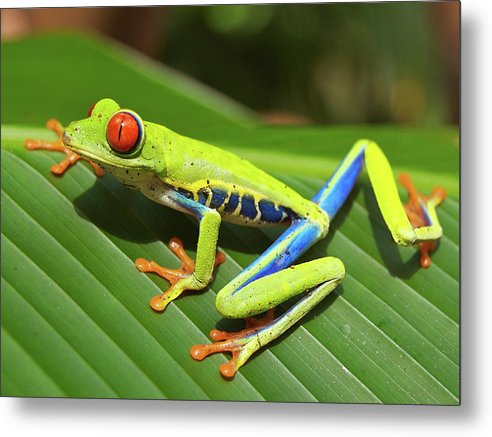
[25,98,446,378]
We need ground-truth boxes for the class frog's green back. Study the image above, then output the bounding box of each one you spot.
[160,126,320,223]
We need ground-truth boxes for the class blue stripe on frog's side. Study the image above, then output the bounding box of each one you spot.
[240,194,257,220]
[197,188,209,205]
[210,188,228,209]
[174,184,292,224]
[258,199,285,223]
[224,192,240,213]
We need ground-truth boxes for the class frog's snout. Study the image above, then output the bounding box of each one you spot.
[62,131,72,148]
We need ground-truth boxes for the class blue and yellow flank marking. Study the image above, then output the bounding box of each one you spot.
[174,181,292,224]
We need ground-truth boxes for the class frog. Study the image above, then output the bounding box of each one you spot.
[25,98,446,378]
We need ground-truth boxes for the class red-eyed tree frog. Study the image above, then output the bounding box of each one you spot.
[25,98,446,378]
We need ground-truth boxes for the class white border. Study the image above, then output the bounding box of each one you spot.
[2,0,491,436]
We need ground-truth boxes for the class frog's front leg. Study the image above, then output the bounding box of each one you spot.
[25,119,104,176]
[136,197,225,312]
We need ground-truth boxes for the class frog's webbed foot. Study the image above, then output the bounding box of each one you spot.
[25,119,104,176]
[398,173,447,268]
[190,309,276,379]
[135,238,225,312]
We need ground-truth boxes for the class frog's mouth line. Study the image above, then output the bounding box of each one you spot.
[63,143,108,165]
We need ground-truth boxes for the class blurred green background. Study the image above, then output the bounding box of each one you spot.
[2,2,458,126]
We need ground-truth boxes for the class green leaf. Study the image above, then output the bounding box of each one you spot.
[1,33,459,403]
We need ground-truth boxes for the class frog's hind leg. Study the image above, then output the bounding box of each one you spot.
[25,119,104,176]
[191,256,345,378]
[398,173,446,267]
[312,139,446,267]
[190,218,339,378]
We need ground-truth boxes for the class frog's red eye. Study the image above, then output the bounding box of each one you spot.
[106,111,143,154]
[88,102,96,117]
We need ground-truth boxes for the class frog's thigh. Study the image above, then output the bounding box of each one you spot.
[216,256,345,319]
